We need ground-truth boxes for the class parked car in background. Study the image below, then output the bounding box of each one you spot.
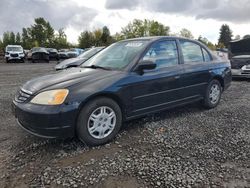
[55,47,105,70]
[72,48,85,56]
[31,47,49,63]
[27,50,32,60]
[5,45,25,63]
[47,48,59,60]
[229,38,250,78]
[24,49,29,59]
[67,48,85,58]
[67,49,78,59]
[58,49,69,59]
[12,37,231,146]
[214,48,228,60]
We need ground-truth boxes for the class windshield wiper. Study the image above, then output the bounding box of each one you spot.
[83,65,112,70]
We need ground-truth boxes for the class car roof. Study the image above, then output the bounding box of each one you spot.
[120,36,200,43]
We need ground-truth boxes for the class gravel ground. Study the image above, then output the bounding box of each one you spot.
[0,59,249,188]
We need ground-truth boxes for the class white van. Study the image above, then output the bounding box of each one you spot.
[5,45,25,63]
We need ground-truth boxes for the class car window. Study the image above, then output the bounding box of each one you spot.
[202,48,211,62]
[180,40,203,63]
[142,40,178,69]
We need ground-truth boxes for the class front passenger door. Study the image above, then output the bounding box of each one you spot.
[128,40,184,117]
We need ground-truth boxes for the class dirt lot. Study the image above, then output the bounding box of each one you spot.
[0,59,249,188]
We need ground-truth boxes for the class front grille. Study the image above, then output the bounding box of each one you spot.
[11,53,18,57]
[15,89,32,103]
[242,70,250,74]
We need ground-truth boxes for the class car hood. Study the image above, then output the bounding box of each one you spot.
[22,68,120,94]
[55,58,87,69]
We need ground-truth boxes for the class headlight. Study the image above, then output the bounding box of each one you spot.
[31,89,69,105]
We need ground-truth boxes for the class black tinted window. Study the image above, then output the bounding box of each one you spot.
[142,40,178,69]
[180,40,203,63]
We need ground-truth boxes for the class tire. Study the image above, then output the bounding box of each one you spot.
[203,80,222,109]
[76,97,122,146]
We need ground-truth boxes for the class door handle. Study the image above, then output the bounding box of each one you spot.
[174,75,180,79]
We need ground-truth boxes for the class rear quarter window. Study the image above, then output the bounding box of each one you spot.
[202,48,212,62]
[180,40,204,63]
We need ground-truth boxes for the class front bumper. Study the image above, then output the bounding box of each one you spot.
[6,56,24,61]
[232,69,250,78]
[12,101,79,139]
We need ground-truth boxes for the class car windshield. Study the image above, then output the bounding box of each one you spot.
[32,47,47,53]
[7,47,22,52]
[82,40,149,70]
[47,48,57,52]
[78,47,104,59]
[59,49,68,52]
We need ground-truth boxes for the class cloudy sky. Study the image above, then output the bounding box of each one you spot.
[1,0,250,44]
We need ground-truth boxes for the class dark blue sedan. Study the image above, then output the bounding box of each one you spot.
[12,37,232,146]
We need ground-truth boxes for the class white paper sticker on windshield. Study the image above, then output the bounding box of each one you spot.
[125,42,143,47]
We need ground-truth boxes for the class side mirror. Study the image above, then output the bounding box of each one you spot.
[135,60,156,74]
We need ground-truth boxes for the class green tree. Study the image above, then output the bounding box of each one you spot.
[113,32,125,41]
[216,42,225,49]
[29,17,55,47]
[218,24,233,48]
[53,28,69,49]
[46,22,55,46]
[122,19,145,38]
[198,36,216,51]
[179,28,194,39]
[146,20,170,36]
[93,29,103,46]
[15,32,21,45]
[9,32,15,44]
[0,38,3,52]
[101,26,114,45]
[78,31,94,48]
[121,19,170,39]
[22,28,32,49]
[2,32,10,47]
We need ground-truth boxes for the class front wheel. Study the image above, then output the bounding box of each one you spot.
[76,97,122,146]
[203,80,222,109]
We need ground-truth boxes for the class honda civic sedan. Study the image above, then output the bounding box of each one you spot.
[12,37,232,146]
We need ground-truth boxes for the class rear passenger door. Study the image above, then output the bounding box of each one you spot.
[178,39,212,98]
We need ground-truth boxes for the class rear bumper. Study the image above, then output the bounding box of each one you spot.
[12,101,79,139]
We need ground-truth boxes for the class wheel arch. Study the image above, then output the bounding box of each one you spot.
[211,75,224,91]
[77,92,126,121]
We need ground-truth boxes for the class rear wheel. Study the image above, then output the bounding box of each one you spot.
[76,97,122,146]
[203,80,222,109]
